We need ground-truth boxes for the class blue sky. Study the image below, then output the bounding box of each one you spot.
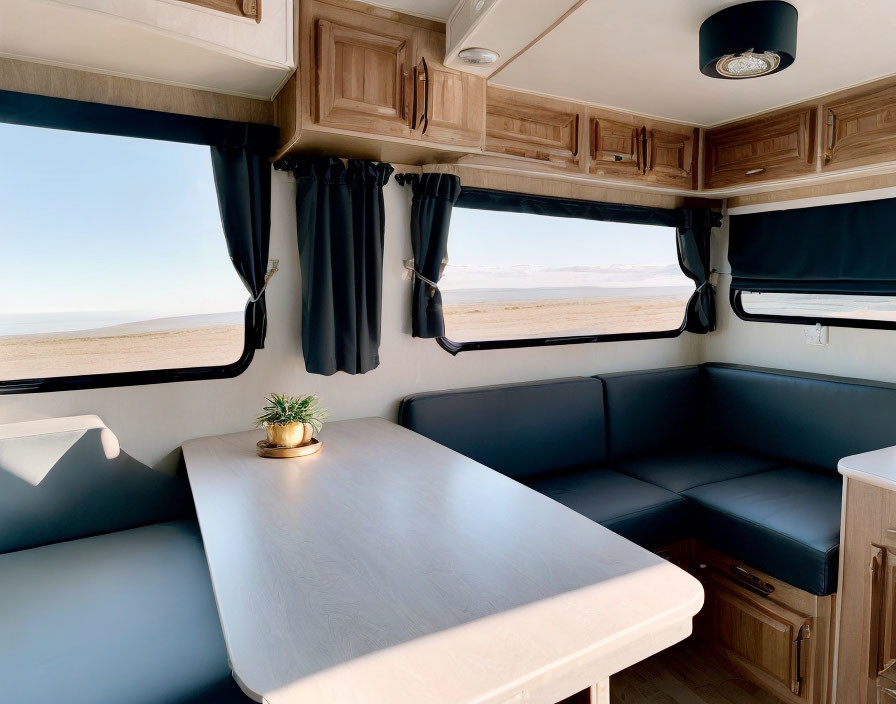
[0,123,248,318]
[441,207,690,290]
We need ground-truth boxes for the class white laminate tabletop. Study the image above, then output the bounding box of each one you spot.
[839,445,896,491]
[183,418,703,704]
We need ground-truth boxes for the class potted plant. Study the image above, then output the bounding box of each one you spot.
[256,393,328,448]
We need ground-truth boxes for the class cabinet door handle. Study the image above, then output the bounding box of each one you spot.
[745,168,765,176]
[413,57,429,134]
[870,546,885,678]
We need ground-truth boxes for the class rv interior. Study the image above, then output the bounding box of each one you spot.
[4,1,896,703]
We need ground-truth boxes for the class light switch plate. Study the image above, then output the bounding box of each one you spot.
[803,324,829,346]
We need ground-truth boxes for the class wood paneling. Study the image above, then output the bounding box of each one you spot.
[315,17,413,138]
[0,57,275,125]
[175,0,260,21]
[835,478,890,704]
[428,164,721,210]
[485,86,583,171]
[703,107,817,189]
[823,83,896,171]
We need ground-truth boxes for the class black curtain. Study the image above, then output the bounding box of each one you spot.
[730,198,896,294]
[410,174,461,338]
[211,125,275,349]
[280,157,393,376]
[678,208,723,333]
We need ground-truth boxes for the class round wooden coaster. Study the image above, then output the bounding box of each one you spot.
[256,438,322,458]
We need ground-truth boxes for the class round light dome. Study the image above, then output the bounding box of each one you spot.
[716,50,781,78]
[458,47,499,66]
[699,1,797,80]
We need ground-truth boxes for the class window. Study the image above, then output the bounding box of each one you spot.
[732,291,896,328]
[0,122,251,390]
[439,205,694,348]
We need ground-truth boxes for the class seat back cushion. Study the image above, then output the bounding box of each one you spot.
[0,520,243,704]
[703,364,896,472]
[0,416,193,554]
[399,377,606,480]
[597,366,704,461]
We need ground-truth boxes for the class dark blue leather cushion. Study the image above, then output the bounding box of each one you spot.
[0,520,248,704]
[683,468,842,595]
[612,446,781,493]
[597,367,704,460]
[704,363,896,474]
[399,377,606,480]
[525,469,688,549]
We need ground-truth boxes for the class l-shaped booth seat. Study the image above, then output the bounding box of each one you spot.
[0,416,248,704]
[399,363,896,597]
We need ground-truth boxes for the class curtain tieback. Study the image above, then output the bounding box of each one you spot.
[403,259,439,288]
[249,259,280,303]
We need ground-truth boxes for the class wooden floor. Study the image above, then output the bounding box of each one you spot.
[608,638,787,704]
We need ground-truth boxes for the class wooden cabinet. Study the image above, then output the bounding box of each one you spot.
[703,107,817,189]
[836,479,896,704]
[411,28,484,148]
[695,544,834,704]
[485,86,583,172]
[280,0,485,159]
[588,109,696,188]
[823,83,896,172]
[315,18,415,138]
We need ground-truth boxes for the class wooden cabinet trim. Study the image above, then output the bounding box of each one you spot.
[175,0,260,21]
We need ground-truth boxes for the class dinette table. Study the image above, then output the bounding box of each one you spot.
[183,417,703,704]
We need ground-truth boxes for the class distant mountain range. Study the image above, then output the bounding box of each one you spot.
[439,263,690,291]
[0,311,243,338]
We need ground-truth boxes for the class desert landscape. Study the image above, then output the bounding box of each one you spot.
[0,313,244,381]
[442,293,690,341]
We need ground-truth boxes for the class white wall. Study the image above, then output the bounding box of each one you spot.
[702,210,896,384]
[0,171,700,468]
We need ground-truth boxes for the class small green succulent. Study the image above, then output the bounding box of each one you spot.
[255,393,328,434]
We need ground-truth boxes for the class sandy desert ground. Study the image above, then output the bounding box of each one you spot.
[0,324,245,380]
[443,296,689,341]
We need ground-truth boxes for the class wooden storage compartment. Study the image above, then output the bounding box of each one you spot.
[589,111,643,179]
[588,108,696,188]
[823,83,896,171]
[314,16,415,138]
[703,107,817,189]
[485,86,583,171]
[411,28,485,148]
[644,122,698,188]
[696,544,834,704]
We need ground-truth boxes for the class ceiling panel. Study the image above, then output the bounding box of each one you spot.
[366,0,458,20]
[492,0,896,126]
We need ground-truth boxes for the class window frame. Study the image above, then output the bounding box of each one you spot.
[0,89,276,394]
[730,288,896,331]
[436,188,694,354]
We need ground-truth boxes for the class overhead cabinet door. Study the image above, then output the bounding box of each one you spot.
[824,84,896,172]
[703,108,817,189]
[589,117,643,179]
[485,87,583,171]
[315,18,414,138]
[412,29,485,147]
[644,126,698,188]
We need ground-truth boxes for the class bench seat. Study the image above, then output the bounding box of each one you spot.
[683,467,842,596]
[611,445,781,493]
[525,469,688,550]
[0,520,247,704]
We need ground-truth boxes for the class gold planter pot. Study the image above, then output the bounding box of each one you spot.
[264,422,314,448]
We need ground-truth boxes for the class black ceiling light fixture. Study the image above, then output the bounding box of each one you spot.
[700,1,798,79]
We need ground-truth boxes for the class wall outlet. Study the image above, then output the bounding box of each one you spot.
[803,324,829,346]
